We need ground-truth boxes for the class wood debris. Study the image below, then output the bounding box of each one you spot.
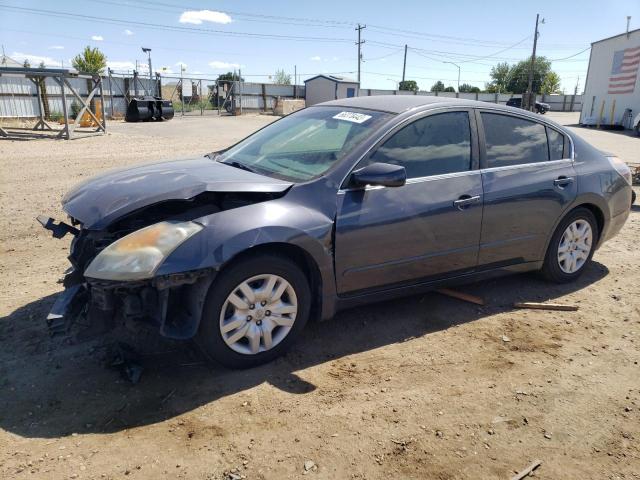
[514,302,579,311]
[511,459,542,480]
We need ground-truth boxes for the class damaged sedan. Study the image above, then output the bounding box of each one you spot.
[40,96,633,369]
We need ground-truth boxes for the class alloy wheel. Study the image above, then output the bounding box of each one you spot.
[219,274,298,355]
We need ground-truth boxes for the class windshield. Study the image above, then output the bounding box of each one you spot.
[217,106,392,182]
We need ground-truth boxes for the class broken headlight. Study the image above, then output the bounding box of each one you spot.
[84,221,203,281]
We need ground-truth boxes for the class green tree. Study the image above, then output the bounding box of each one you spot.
[443,86,455,92]
[23,59,31,68]
[399,80,418,92]
[505,56,552,94]
[216,71,244,82]
[430,80,445,92]
[541,71,562,94]
[486,62,511,93]
[71,46,107,74]
[273,69,291,85]
[459,83,480,93]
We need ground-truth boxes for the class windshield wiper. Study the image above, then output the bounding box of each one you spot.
[220,160,258,174]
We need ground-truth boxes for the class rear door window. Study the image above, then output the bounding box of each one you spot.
[546,127,566,160]
[481,113,549,168]
[368,111,472,179]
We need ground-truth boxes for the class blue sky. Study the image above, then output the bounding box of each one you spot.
[0,0,638,92]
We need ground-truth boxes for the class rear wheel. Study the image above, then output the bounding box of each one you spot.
[197,254,311,369]
[541,208,598,283]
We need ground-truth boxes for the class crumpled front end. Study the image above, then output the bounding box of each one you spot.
[39,214,215,340]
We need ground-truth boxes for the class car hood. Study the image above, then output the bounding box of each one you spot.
[62,157,293,229]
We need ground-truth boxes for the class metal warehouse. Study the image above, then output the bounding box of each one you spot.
[580,28,640,129]
[304,75,359,106]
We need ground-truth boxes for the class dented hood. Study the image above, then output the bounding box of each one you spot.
[62,157,292,229]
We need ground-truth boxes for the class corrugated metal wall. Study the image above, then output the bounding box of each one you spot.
[0,72,581,117]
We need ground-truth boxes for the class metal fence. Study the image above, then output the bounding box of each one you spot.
[0,70,306,119]
[358,89,583,112]
[0,69,581,118]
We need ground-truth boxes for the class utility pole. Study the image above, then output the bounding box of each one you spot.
[525,14,541,111]
[294,64,297,98]
[355,23,366,84]
[142,47,153,96]
[401,44,408,84]
[574,75,580,95]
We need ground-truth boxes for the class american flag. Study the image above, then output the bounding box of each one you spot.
[608,45,640,94]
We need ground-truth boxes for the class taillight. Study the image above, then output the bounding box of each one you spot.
[607,156,633,185]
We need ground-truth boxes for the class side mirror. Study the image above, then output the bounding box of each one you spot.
[351,162,406,188]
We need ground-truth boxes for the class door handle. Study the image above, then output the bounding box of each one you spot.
[453,195,481,210]
[554,176,574,187]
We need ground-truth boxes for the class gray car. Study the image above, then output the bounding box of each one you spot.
[40,96,633,369]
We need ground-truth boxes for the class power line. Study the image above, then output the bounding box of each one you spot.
[90,0,353,30]
[0,5,353,43]
[549,47,591,61]
[363,48,404,62]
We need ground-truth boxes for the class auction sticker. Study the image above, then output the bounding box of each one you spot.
[333,111,372,124]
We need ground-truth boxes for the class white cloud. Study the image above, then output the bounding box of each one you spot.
[310,56,321,61]
[123,29,134,36]
[209,61,241,70]
[11,52,59,67]
[48,45,65,50]
[179,10,232,25]
[91,35,104,41]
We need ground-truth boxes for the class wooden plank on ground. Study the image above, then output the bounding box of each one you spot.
[514,302,579,312]
[510,459,542,480]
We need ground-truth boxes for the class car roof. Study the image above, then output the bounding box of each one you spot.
[315,95,553,123]
[316,95,490,114]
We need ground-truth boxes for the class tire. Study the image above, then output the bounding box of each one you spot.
[635,123,640,137]
[541,207,598,283]
[196,254,311,369]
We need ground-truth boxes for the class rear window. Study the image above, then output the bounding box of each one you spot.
[481,113,548,168]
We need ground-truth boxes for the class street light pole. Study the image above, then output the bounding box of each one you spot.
[443,61,461,92]
[142,47,153,96]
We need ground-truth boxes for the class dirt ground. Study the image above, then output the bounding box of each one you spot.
[0,112,638,480]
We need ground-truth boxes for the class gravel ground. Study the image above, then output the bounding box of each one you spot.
[0,111,638,480]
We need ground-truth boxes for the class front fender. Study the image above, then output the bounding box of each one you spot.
[155,199,338,318]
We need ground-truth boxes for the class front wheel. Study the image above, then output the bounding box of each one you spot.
[197,254,311,369]
[541,208,598,283]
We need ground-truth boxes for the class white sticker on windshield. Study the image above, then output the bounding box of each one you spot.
[333,111,372,124]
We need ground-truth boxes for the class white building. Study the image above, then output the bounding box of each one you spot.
[304,75,359,106]
[580,28,640,129]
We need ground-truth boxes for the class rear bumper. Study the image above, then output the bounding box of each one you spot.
[601,206,630,244]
